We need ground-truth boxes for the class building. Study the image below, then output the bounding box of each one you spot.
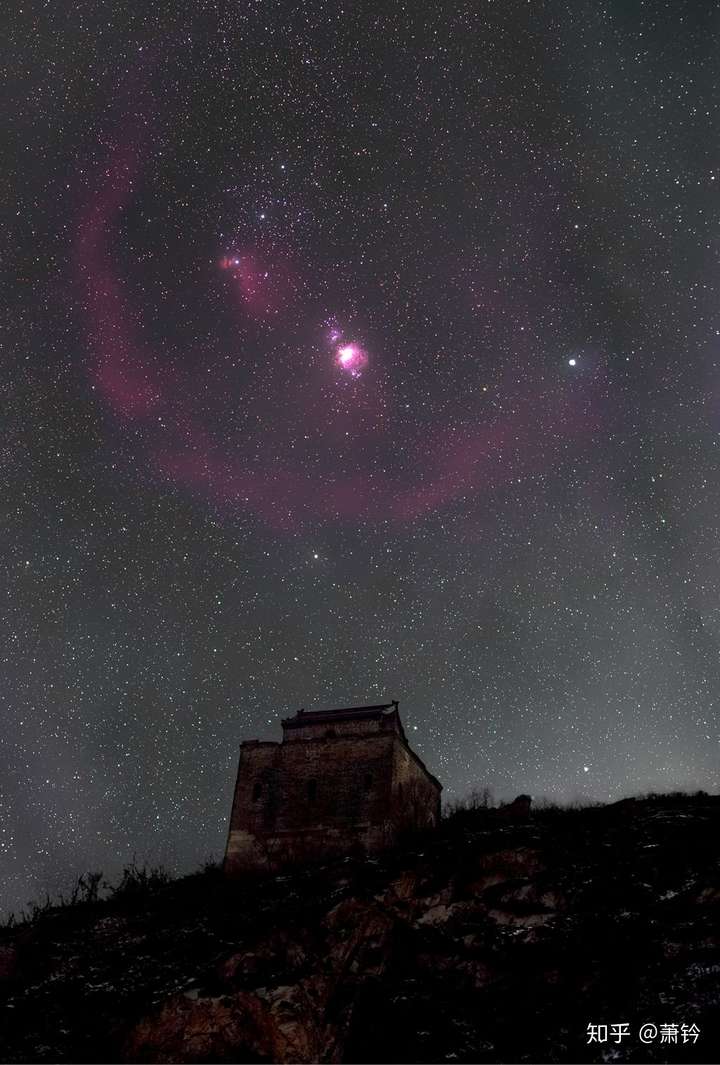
[224,701,442,875]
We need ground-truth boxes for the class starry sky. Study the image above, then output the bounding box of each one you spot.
[4,0,720,915]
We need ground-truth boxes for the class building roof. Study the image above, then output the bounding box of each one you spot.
[282,701,399,729]
[279,700,442,791]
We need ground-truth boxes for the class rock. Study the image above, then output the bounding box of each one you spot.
[487,909,553,928]
[385,871,419,901]
[124,984,329,1064]
[222,930,309,987]
[123,991,274,1063]
[324,897,396,979]
[484,880,564,914]
[466,847,544,893]
[457,958,499,989]
[416,903,457,926]
[0,945,17,981]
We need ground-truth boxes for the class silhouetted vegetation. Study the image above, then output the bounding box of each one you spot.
[108,858,172,902]
[1,858,222,932]
[442,785,495,818]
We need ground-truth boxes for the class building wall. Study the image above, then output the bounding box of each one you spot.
[224,729,441,875]
[224,742,283,873]
[391,741,442,832]
[272,732,394,832]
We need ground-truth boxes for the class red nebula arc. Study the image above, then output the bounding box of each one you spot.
[74,137,605,532]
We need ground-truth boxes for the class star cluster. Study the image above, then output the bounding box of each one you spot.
[3,1,720,915]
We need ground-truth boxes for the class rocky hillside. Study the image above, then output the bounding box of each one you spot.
[1,794,719,1064]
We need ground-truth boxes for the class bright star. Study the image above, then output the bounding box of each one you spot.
[568,358,577,367]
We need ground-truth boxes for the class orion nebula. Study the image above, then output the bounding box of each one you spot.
[335,342,367,377]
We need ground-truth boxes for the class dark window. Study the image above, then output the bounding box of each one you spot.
[363,774,373,792]
[325,728,336,738]
[307,778,317,801]
[252,782,262,801]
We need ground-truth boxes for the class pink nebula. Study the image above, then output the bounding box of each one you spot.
[335,342,367,376]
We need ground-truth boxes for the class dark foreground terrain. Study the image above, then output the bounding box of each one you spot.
[1,794,718,1064]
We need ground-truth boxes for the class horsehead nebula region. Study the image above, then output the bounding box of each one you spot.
[218,248,300,318]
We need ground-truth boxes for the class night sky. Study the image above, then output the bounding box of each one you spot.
[4,1,720,916]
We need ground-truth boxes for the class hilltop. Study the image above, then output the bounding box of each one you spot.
[0,793,718,1063]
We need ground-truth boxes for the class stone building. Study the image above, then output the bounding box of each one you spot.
[224,701,442,875]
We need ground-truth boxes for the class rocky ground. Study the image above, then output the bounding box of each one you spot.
[0,794,718,1064]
